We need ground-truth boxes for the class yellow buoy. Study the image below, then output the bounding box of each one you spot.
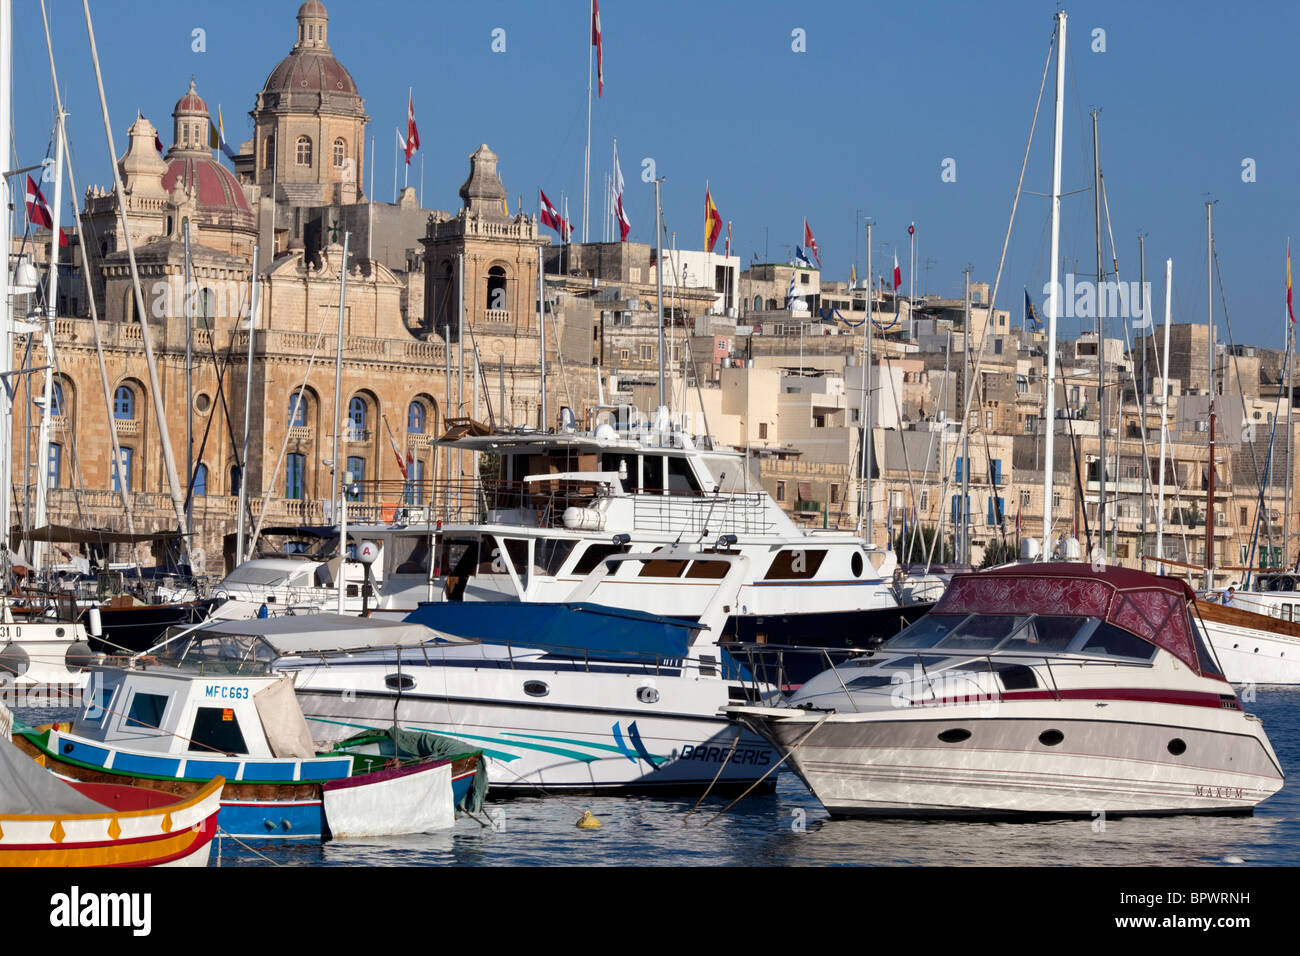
[576,809,602,829]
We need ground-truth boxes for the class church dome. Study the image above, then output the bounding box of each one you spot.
[261,0,358,98]
[161,156,255,233]
[162,80,255,236]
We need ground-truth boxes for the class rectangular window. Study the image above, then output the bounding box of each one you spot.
[991,459,1002,485]
[110,447,133,493]
[955,457,963,483]
[189,707,249,754]
[639,344,653,361]
[619,349,630,362]
[776,480,786,502]
[125,692,168,730]
[286,453,305,500]
[763,549,827,580]
[986,411,994,430]
[830,484,840,504]
[1020,490,1031,509]
[48,443,62,490]
[919,490,929,512]
[345,456,365,500]
[758,422,768,440]
[1240,507,1248,524]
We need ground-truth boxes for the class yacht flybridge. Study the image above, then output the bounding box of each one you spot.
[208,420,929,657]
[726,564,1284,818]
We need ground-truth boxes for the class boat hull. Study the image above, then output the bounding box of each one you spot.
[0,776,222,867]
[1197,602,1300,685]
[731,701,1284,818]
[11,734,481,840]
[296,683,777,794]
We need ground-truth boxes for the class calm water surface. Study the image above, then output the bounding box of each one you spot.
[19,687,1300,866]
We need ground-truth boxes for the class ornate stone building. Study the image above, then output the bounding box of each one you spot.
[16,1,591,574]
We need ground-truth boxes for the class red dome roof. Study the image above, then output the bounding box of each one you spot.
[161,155,255,233]
[174,80,208,115]
[263,50,357,96]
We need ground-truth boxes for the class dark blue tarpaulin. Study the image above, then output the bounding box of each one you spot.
[405,601,703,662]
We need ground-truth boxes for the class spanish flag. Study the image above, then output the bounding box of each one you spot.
[705,189,722,253]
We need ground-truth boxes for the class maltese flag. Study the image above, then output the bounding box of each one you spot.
[893,252,902,291]
[405,92,420,165]
[25,175,67,246]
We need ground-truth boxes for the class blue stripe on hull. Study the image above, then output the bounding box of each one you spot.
[218,801,325,840]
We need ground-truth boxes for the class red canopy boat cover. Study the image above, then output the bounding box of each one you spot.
[933,563,1211,676]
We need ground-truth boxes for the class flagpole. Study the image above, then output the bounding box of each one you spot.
[583,0,593,242]
[909,222,916,338]
[1287,238,1294,569]
[393,129,398,203]
[367,135,374,264]
[419,153,424,208]
[404,88,411,189]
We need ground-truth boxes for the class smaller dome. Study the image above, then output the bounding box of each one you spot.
[174,78,207,116]
[298,0,327,16]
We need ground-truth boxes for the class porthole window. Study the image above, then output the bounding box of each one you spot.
[524,680,549,698]
[637,685,660,704]
[384,674,415,691]
[1167,738,1187,756]
[937,728,971,743]
[851,552,864,578]
[196,393,211,413]
[1038,729,1064,746]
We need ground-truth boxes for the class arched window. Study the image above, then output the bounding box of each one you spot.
[333,138,346,168]
[113,386,135,420]
[192,463,208,497]
[407,401,424,434]
[296,136,313,167]
[264,136,275,170]
[124,290,140,323]
[754,294,763,312]
[286,453,305,500]
[486,266,508,312]
[50,381,65,417]
[347,396,367,439]
[289,391,308,427]
[111,447,133,493]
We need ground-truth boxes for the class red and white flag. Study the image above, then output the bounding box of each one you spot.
[612,143,630,241]
[25,175,67,247]
[539,188,573,241]
[893,252,902,291]
[383,415,410,482]
[593,0,604,98]
[804,219,820,267]
[405,92,420,165]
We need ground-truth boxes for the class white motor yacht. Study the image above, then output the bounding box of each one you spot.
[726,563,1284,817]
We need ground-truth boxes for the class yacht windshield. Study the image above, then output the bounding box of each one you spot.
[935,614,1030,651]
[1001,615,1091,654]
[886,614,967,649]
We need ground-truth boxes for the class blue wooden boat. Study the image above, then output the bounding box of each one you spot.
[13,663,484,840]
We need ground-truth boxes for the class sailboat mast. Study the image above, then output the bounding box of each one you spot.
[1092,109,1106,558]
[33,107,66,573]
[1157,258,1172,566]
[330,231,350,521]
[1041,10,1067,560]
[183,220,194,544]
[1288,247,1296,570]
[235,244,259,564]
[0,0,12,574]
[1139,235,1148,571]
[864,221,873,545]
[654,177,666,413]
[1205,202,1216,589]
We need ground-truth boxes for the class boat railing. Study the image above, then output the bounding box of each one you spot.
[329,477,778,535]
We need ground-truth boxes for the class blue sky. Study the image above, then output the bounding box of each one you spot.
[14,0,1299,349]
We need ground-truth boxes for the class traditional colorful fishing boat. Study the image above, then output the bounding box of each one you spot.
[12,663,485,840]
[0,705,222,866]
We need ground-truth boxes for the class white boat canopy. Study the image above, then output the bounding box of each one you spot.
[185,613,454,656]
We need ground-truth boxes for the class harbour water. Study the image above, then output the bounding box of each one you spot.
[18,686,1300,867]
